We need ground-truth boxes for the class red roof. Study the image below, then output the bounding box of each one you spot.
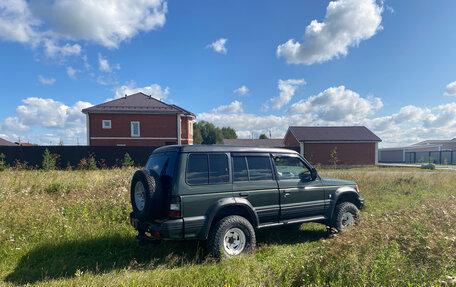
[288,126,381,142]
[0,138,17,146]
[82,92,195,116]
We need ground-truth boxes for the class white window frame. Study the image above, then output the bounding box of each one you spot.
[102,120,111,129]
[189,121,193,136]
[131,121,140,137]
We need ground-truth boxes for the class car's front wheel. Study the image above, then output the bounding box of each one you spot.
[206,215,256,258]
[331,202,360,232]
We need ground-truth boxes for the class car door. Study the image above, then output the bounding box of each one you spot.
[231,153,280,224]
[273,154,325,221]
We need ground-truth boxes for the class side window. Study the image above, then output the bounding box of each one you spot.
[186,154,208,185]
[274,156,311,181]
[186,153,229,185]
[209,154,229,183]
[232,156,248,182]
[247,156,273,181]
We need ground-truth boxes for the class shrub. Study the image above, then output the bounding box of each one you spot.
[329,146,339,168]
[121,153,134,167]
[77,154,98,170]
[43,182,65,194]
[0,153,8,171]
[421,163,435,170]
[42,148,59,170]
[12,159,28,170]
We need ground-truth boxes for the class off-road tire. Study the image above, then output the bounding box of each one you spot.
[130,169,164,220]
[206,215,256,259]
[331,202,359,232]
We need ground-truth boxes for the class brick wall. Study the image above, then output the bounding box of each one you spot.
[284,130,299,147]
[88,113,194,146]
[304,142,376,166]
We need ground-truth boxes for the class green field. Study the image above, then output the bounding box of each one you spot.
[1,168,456,286]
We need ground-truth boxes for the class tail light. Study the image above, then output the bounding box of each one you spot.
[168,196,181,218]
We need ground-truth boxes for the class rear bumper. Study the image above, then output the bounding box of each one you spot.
[358,197,365,210]
[130,213,183,240]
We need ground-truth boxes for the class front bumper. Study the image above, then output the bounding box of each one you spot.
[130,213,183,240]
[358,197,365,210]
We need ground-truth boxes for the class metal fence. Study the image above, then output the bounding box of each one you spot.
[0,146,159,168]
[405,151,456,164]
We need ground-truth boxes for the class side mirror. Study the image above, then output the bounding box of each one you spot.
[310,168,318,181]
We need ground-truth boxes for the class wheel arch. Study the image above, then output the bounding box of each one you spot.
[198,197,259,240]
[327,186,361,220]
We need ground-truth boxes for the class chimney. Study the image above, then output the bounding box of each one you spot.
[149,94,152,99]
[124,94,127,99]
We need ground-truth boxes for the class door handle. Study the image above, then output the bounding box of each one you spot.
[283,190,291,197]
[239,192,249,197]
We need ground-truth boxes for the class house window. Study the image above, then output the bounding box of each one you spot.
[189,121,193,136]
[102,120,111,129]
[131,121,140,137]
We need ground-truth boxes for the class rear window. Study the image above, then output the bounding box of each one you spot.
[186,153,229,185]
[146,152,177,178]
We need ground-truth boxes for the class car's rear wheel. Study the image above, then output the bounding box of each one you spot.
[206,215,256,258]
[332,202,359,232]
[130,169,164,220]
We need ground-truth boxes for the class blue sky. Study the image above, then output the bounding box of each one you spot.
[1,0,456,147]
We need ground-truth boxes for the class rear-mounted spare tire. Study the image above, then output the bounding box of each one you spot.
[130,169,164,220]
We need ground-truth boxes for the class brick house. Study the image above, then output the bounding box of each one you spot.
[82,93,195,146]
[284,126,381,166]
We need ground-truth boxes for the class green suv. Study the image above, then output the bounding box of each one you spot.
[130,145,364,258]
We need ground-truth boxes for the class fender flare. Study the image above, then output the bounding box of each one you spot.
[327,186,360,220]
[198,197,259,240]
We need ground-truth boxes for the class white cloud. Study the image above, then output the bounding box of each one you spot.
[66,66,77,79]
[0,0,167,58]
[98,54,110,72]
[288,86,382,122]
[113,82,169,100]
[444,81,456,96]
[423,103,456,129]
[37,75,56,85]
[207,38,227,54]
[98,54,120,73]
[234,85,249,96]
[82,55,91,70]
[211,101,243,114]
[198,85,453,148]
[277,0,383,65]
[0,0,39,44]
[0,97,92,145]
[270,79,306,110]
[43,40,81,58]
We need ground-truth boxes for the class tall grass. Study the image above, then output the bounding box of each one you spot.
[0,168,455,286]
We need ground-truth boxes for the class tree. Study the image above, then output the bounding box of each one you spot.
[122,153,134,167]
[42,148,58,170]
[259,134,268,139]
[329,146,339,168]
[221,127,237,139]
[193,126,203,144]
[193,121,238,144]
[194,121,221,144]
